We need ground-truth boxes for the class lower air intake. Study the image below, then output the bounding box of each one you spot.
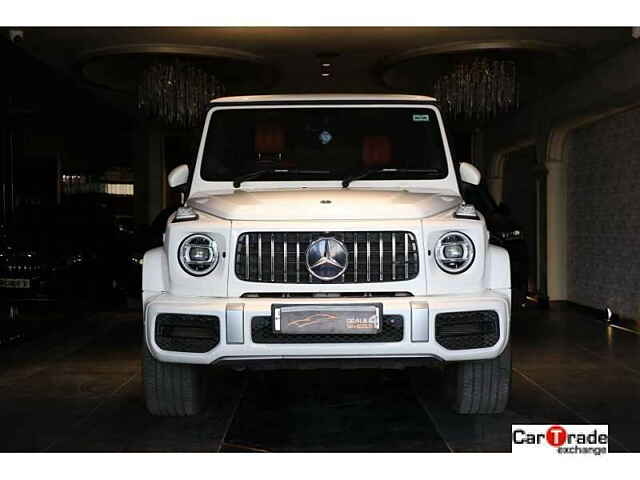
[155,314,220,353]
[251,315,403,343]
[435,310,499,350]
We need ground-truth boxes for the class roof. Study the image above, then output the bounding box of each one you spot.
[210,93,437,104]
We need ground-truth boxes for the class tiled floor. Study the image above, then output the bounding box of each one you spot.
[0,303,638,452]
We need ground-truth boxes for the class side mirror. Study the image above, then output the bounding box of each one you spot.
[168,164,189,189]
[459,162,482,186]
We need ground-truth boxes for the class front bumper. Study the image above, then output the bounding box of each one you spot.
[144,290,510,365]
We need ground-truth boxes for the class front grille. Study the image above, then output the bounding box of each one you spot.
[235,231,419,283]
[435,311,499,350]
[251,315,404,343]
[155,314,220,353]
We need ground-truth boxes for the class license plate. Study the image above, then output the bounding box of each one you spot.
[272,304,382,335]
[0,278,31,289]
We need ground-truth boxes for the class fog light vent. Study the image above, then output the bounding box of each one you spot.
[155,314,220,353]
[435,310,499,350]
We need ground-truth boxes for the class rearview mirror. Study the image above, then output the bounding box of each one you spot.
[168,164,189,189]
[459,162,482,186]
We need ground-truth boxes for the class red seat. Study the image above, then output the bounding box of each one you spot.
[255,124,294,168]
[362,136,392,168]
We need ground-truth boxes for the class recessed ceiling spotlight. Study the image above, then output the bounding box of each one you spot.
[321,72,331,77]
[322,63,331,67]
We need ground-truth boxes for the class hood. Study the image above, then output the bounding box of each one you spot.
[188,189,461,221]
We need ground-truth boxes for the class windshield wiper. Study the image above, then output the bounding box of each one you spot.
[233,169,332,188]
[342,168,441,188]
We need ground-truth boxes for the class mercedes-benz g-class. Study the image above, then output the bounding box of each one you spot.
[142,94,511,416]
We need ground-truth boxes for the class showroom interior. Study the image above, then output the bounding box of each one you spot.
[1,26,640,452]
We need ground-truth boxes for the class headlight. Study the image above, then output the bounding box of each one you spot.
[178,234,219,276]
[435,231,475,274]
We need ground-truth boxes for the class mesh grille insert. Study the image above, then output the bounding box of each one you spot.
[435,310,499,350]
[155,314,220,353]
[251,315,403,343]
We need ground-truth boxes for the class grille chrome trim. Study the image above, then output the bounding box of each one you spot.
[258,233,262,281]
[379,234,383,281]
[270,233,275,282]
[392,233,396,281]
[241,291,413,298]
[366,233,371,282]
[244,235,250,279]
[235,231,419,284]
[283,233,287,283]
[354,233,358,282]
[296,237,300,282]
[404,233,409,280]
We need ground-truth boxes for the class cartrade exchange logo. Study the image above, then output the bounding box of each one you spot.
[512,425,608,455]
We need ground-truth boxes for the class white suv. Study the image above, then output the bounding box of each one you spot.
[142,94,511,416]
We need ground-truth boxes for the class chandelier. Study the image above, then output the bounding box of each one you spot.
[138,59,225,128]
[433,58,518,120]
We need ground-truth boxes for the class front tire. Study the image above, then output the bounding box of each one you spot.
[446,344,511,414]
[143,345,208,416]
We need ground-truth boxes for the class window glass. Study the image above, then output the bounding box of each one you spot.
[200,107,448,182]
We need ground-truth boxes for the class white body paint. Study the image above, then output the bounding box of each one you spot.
[143,94,511,366]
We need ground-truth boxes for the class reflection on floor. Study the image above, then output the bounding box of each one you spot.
[0,303,638,452]
[221,369,448,452]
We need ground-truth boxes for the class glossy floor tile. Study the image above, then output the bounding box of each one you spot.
[222,368,449,452]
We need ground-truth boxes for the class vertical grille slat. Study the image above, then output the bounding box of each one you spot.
[354,232,358,283]
[258,233,263,281]
[270,233,275,282]
[296,235,300,283]
[404,233,409,280]
[392,233,396,281]
[236,231,419,284]
[366,233,371,282]
[245,234,250,279]
[283,233,288,283]
[379,233,383,281]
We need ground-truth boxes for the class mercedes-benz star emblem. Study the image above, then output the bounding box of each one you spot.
[305,237,348,281]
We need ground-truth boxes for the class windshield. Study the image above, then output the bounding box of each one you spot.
[200,107,448,182]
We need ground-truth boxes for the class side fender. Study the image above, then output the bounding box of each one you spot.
[485,244,511,290]
[142,247,169,304]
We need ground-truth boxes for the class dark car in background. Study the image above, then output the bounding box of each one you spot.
[0,201,137,342]
[461,182,529,308]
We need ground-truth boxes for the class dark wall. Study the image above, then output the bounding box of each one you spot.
[480,40,640,175]
[2,40,135,223]
[502,146,538,292]
[566,107,640,320]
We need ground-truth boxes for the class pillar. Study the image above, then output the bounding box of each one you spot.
[134,123,165,226]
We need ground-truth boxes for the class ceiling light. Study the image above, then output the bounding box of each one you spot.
[138,59,225,127]
[322,63,331,67]
[321,72,331,77]
[433,57,518,120]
